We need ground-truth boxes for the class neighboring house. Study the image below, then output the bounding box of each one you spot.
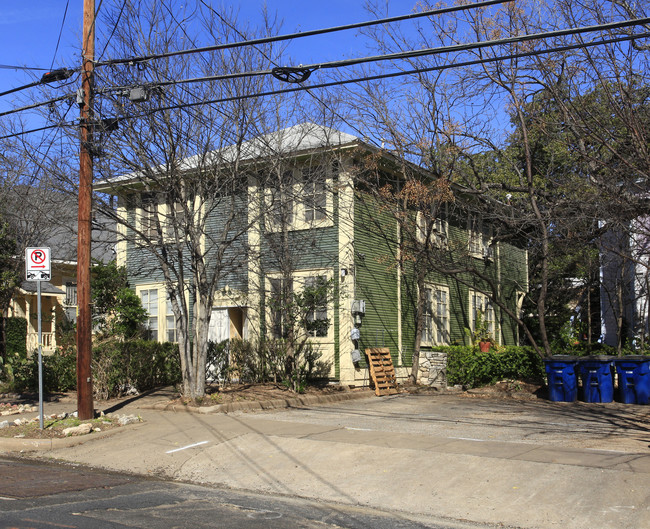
[97,123,528,385]
[5,187,115,354]
[599,216,650,348]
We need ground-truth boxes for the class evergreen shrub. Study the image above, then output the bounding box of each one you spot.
[445,346,545,388]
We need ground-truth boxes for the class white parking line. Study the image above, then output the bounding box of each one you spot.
[166,441,209,454]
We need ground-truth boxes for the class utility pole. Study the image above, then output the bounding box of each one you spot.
[77,0,95,420]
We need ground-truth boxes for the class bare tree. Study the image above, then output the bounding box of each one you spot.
[84,1,296,399]
[342,0,650,357]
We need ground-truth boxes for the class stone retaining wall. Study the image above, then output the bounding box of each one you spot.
[417,350,448,387]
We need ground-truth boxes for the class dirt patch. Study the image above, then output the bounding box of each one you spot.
[0,415,127,440]
[172,382,354,407]
[403,380,545,400]
[462,380,545,400]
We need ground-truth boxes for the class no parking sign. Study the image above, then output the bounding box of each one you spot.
[25,247,51,281]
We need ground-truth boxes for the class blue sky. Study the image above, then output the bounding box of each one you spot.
[0,1,414,115]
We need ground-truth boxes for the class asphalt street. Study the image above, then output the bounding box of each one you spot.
[2,390,650,529]
[0,458,502,529]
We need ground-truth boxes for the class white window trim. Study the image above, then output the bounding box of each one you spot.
[468,215,493,258]
[265,269,335,342]
[137,193,162,242]
[137,285,161,341]
[416,211,448,248]
[469,289,498,342]
[264,167,334,233]
[421,283,450,346]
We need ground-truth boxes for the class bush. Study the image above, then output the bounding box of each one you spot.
[92,339,181,399]
[5,317,27,359]
[9,346,77,393]
[446,346,545,388]
[214,338,331,391]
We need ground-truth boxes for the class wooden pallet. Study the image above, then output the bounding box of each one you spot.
[365,347,399,396]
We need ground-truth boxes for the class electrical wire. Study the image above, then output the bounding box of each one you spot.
[4,29,642,143]
[51,0,71,70]
[89,17,650,94]
[97,1,128,62]
[95,0,513,67]
[0,64,49,72]
[2,12,648,128]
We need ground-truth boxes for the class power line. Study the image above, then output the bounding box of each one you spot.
[51,0,71,70]
[0,64,49,72]
[95,0,513,67]
[90,17,650,95]
[4,29,636,143]
[126,32,650,119]
[2,23,647,135]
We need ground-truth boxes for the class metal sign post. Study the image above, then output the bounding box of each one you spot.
[25,248,51,430]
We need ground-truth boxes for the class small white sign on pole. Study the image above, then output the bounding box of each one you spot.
[25,247,51,281]
[24,247,51,430]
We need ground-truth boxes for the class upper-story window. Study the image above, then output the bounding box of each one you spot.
[139,192,159,240]
[416,210,448,248]
[165,201,186,241]
[302,168,327,222]
[468,214,492,258]
[266,171,295,230]
[264,163,334,232]
[64,281,78,306]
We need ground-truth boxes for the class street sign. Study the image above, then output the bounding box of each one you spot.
[25,247,51,281]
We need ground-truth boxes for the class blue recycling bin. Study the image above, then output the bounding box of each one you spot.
[544,356,578,402]
[578,356,614,403]
[613,356,650,405]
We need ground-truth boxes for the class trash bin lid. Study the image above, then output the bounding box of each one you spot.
[544,355,579,362]
[613,355,650,362]
[580,355,615,362]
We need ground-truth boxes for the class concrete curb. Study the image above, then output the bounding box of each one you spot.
[0,390,375,452]
[0,423,140,453]
[144,388,375,413]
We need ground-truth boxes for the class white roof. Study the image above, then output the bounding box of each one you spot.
[97,123,361,189]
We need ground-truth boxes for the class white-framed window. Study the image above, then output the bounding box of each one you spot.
[422,284,450,345]
[266,269,333,341]
[139,192,159,240]
[303,275,329,337]
[166,296,178,343]
[268,276,293,339]
[470,290,496,339]
[302,167,327,222]
[416,211,448,248]
[64,281,77,306]
[165,201,186,241]
[140,288,159,341]
[264,164,333,232]
[265,170,295,231]
[468,214,492,257]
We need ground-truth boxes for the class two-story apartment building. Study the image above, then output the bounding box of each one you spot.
[97,123,528,386]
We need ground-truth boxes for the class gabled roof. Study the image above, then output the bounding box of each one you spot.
[96,122,362,191]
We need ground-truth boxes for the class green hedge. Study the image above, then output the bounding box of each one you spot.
[445,346,545,388]
[92,339,181,399]
[9,347,77,393]
[8,339,181,397]
[4,317,27,359]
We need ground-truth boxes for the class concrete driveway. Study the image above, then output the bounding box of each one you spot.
[7,390,643,529]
